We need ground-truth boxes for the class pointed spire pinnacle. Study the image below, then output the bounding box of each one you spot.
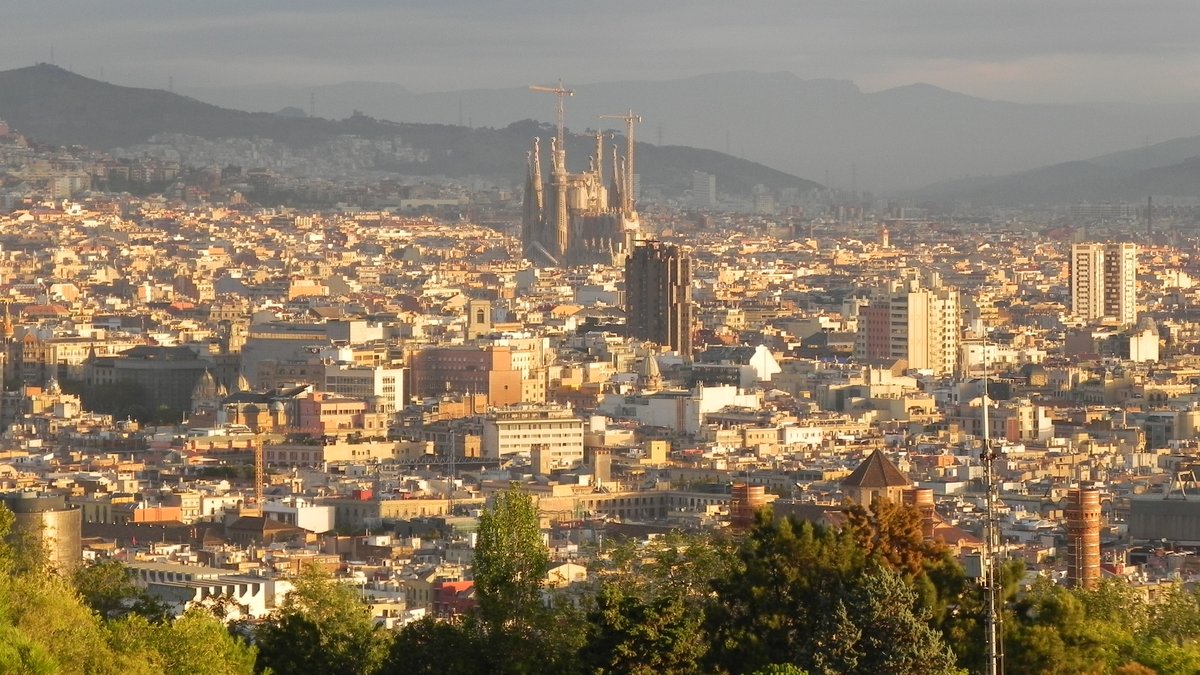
[1,302,13,341]
[594,130,604,183]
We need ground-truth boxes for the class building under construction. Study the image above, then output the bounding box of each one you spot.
[522,83,642,267]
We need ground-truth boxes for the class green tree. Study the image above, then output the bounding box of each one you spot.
[596,530,739,604]
[1114,663,1158,675]
[706,514,961,675]
[0,504,251,675]
[581,582,708,674]
[1005,579,1117,675]
[0,503,141,674]
[473,484,550,631]
[1130,637,1200,675]
[843,495,981,649]
[386,616,484,675]
[108,608,256,675]
[460,484,584,674]
[706,515,865,672]
[835,568,960,675]
[0,568,162,675]
[73,559,169,622]
[580,531,737,674]
[937,558,1025,674]
[999,577,1200,675]
[752,666,811,675]
[157,608,257,674]
[0,503,20,573]
[0,621,59,675]
[844,497,943,577]
[1147,584,1200,646]
[254,563,390,675]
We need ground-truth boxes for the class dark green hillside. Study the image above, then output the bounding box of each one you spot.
[0,64,818,196]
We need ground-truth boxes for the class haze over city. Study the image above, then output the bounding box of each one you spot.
[4,3,1200,675]
[4,0,1200,104]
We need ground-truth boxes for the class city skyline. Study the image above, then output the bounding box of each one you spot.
[4,1,1200,105]
[5,5,1200,672]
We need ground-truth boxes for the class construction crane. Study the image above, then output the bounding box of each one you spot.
[599,110,643,213]
[241,433,265,517]
[254,435,264,516]
[529,79,574,152]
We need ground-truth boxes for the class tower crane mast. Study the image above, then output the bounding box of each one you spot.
[599,110,642,213]
[529,80,574,154]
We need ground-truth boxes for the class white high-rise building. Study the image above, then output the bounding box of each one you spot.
[855,271,961,376]
[1070,243,1106,321]
[1071,242,1137,325]
[691,171,716,208]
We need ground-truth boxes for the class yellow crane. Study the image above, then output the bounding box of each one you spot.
[253,434,264,517]
[241,432,265,518]
[599,110,643,213]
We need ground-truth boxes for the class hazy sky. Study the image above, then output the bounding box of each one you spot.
[4,0,1200,103]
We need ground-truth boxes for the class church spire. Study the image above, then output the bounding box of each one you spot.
[594,130,604,183]
[1,302,13,343]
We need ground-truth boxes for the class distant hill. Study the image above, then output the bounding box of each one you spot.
[0,64,817,196]
[908,134,1200,205]
[181,71,1200,191]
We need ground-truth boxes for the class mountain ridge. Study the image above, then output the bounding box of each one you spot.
[0,64,818,197]
[176,70,1200,191]
[907,133,1200,204]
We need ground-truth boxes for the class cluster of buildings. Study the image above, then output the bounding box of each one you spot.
[3,109,1200,627]
[0,118,480,212]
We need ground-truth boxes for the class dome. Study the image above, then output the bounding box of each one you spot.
[191,370,219,398]
[638,353,661,381]
[1019,363,1048,387]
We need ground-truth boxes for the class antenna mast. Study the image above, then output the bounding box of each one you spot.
[981,351,1004,675]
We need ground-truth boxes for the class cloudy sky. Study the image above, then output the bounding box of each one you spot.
[4,0,1200,103]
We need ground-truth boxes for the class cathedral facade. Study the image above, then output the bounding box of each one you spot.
[521,132,641,267]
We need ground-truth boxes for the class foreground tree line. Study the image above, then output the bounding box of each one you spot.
[4,490,1200,674]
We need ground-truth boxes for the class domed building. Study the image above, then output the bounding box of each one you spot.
[840,449,912,507]
[190,370,222,419]
[1019,363,1048,388]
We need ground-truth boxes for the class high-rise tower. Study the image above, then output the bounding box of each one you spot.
[854,271,960,375]
[1103,243,1138,325]
[626,242,693,357]
[691,170,717,208]
[1071,242,1137,325]
[1065,487,1101,589]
